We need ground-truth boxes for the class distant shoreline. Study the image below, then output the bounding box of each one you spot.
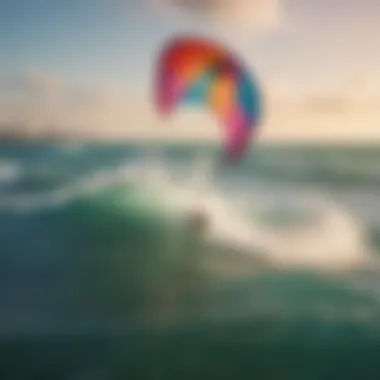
[1,135,380,149]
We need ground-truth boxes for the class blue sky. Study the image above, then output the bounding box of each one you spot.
[1,0,378,89]
[0,0,153,87]
[0,0,379,141]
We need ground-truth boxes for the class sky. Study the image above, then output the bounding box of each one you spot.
[0,0,379,142]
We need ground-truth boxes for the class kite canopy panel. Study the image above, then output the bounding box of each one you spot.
[155,36,262,162]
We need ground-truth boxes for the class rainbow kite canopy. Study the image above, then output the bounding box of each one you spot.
[155,36,262,162]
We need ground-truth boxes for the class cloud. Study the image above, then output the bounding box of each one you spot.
[265,76,380,114]
[1,72,65,132]
[0,73,137,138]
[153,0,282,32]
[3,71,61,99]
[258,77,380,142]
[1,71,380,142]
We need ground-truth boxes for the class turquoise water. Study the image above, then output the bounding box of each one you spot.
[1,141,380,379]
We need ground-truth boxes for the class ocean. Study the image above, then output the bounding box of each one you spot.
[1,141,380,379]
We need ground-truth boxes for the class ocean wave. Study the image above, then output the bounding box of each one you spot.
[0,157,379,344]
[152,177,374,272]
[237,148,380,187]
[0,157,376,278]
[0,160,22,184]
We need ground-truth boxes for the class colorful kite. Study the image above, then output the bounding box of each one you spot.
[154,35,262,163]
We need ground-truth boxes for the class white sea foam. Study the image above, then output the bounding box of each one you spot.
[134,156,375,272]
[0,155,375,272]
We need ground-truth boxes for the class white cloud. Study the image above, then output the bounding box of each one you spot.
[4,71,61,99]
[0,73,135,139]
[152,0,282,32]
[253,76,380,142]
[1,71,380,142]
